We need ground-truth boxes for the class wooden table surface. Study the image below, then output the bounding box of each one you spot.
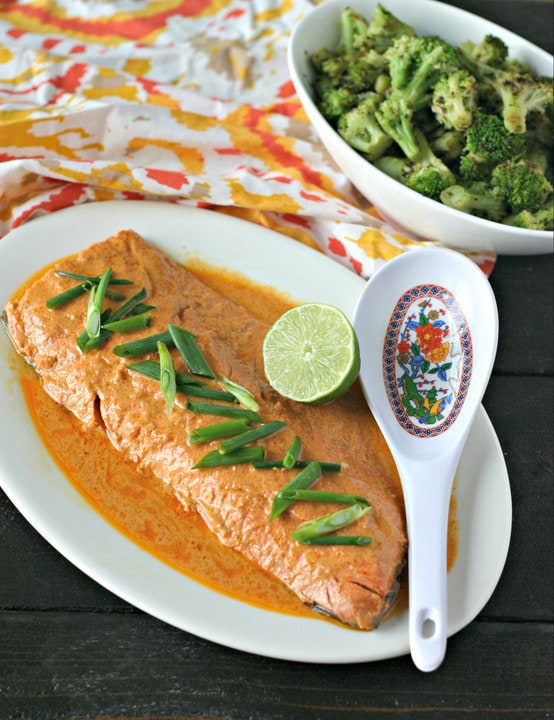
[1,2,553,718]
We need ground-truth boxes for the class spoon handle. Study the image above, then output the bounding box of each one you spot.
[400,461,457,673]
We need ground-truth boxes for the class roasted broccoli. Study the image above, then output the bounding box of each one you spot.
[431,69,478,131]
[366,3,415,52]
[384,34,460,110]
[337,94,393,161]
[440,182,507,221]
[338,7,370,54]
[504,203,554,230]
[375,130,455,200]
[375,93,421,159]
[309,4,554,228]
[459,112,526,181]
[492,72,553,133]
[492,159,553,213]
[315,81,358,123]
[459,34,509,76]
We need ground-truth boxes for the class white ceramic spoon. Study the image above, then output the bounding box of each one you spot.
[353,247,498,672]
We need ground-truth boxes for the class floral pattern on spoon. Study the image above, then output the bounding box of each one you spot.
[382,285,473,437]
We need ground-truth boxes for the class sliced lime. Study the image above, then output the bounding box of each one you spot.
[262,303,360,405]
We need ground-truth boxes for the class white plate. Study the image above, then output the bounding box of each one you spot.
[0,201,511,664]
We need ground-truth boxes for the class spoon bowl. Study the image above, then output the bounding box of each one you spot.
[353,247,498,672]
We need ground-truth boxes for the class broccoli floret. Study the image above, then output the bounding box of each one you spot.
[492,72,554,133]
[440,182,507,221]
[315,82,358,123]
[503,203,554,230]
[384,34,460,111]
[338,7,370,54]
[429,127,466,160]
[343,52,385,93]
[459,112,527,181]
[366,3,416,52]
[405,165,453,200]
[373,154,411,182]
[375,92,421,159]
[374,130,455,200]
[459,34,509,74]
[337,94,394,161]
[492,158,553,213]
[431,69,478,131]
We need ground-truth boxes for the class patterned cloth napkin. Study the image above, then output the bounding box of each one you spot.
[0,0,494,278]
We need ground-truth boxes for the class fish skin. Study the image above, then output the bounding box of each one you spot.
[4,229,407,630]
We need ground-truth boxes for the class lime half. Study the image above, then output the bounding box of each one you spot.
[262,303,361,405]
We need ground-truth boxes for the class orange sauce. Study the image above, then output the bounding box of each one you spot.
[18,260,458,624]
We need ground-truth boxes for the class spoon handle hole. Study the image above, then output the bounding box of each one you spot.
[421,617,436,639]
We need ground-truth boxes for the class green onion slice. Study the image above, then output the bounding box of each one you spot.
[253,460,341,473]
[157,341,176,416]
[270,461,321,521]
[112,330,174,357]
[187,400,262,423]
[291,503,370,542]
[168,324,215,378]
[177,385,236,402]
[276,489,370,507]
[102,315,152,333]
[297,536,373,546]
[193,445,264,468]
[219,420,286,454]
[283,436,301,470]
[218,376,259,411]
[46,283,89,309]
[127,360,205,386]
[107,287,148,323]
[189,420,251,445]
[86,268,112,339]
[55,270,134,285]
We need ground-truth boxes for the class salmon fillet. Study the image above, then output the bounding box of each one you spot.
[4,228,407,629]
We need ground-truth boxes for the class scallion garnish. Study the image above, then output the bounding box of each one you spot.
[218,376,259,411]
[270,461,321,521]
[276,489,370,507]
[157,341,176,416]
[168,324,215,378]
[127,360,205,386]
[283,436,301,469]
[112,330,174,357]
[297,536,373,546]
[86,268,112,339]
[77,309,112,351]
[46,283,89,309]
[291,504,370,542]
[55,270,134,285]
[102,315,152,333]
[192,445,264,468]
[177,385,237,402]
[253,460,341,472]
[105,287,148,323]
[219,420,286,454]
[187,400,262,423]
[189,420,251,445]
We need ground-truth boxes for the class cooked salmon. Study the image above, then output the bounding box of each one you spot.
[4,228,407,629]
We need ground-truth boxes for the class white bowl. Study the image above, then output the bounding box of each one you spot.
[288,0,554,255]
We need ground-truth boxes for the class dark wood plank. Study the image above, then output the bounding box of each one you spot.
[0,612,552,719]
[442,0,554,54]
[489,255,554,376]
